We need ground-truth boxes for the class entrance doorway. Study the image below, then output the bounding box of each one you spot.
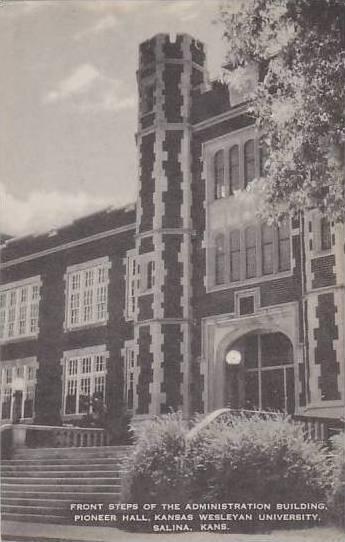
[225,331,295,414]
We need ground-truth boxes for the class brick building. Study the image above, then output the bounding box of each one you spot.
[1,34,344,432]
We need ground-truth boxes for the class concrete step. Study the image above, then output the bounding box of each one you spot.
[1,462,126,472]
[1,491,121,501]
[2,504,72,515]
[1,513,74,525]
[2,483,121,493]
[1,445,129,525]
[12,445,132,459]
[2,470,123,478]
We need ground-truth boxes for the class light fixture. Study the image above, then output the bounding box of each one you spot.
[225,349,242,366]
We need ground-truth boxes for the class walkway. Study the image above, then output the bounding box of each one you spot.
[2,521,344,542]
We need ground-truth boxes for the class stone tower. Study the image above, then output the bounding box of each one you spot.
[132,33,207,417]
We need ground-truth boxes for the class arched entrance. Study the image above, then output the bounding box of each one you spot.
[224,331,295,414]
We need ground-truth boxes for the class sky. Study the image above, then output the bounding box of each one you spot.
[0,0,227,237]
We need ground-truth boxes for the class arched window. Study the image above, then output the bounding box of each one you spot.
[214,150,225,199]
[320,217,331,251]
[259,139,269,177]
[244,139,255,186]
[229,145,240,192]
[215,233,225,285]
[262,223,274,275]
[278,222,291,271]
[229,229,241,281]
[245,225,257,278]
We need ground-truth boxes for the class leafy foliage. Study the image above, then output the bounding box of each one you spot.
[122,412,189,504]
[328,433,345,526]
[218,0,345,222]
[186,413,330,507]
[122,412,331,531]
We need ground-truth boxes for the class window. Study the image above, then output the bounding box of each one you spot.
[244,139,255,186]
[215,234,225,285]
[262,224,274,275]
[210,222,291,288]
[147,260,155,290]
[245,226,257,279]
[0,359,37,421]
[63,348,107,416]
[239,296,255,315]
[229,230,241,282]
[229,145,240,192]
[259,139,269,177]
[126,255,136,320]
[65,259,110,330]
[124,347,135,410]
[0,278,41,341]
[226,332,294,413]
[210,133,266,199]
[320,217,332,251]
[142,84,154,114]
[278,222,291,271]
[214,149,225,199]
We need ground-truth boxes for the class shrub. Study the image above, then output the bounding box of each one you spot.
[187,413,330,508]
[121,411,332,532]
[122,411,188,504]
[328,432,345,527]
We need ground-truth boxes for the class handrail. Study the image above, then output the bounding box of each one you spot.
[187,408,344,442]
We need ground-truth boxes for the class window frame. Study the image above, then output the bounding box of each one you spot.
[0,357,38,422]
[0,277,41,343]
[209,222,292,291]
[207,128,263,203]
[64,257,111,331]
[61,346,108,419]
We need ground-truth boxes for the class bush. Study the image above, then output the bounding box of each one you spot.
[187,413,330,508]
[328,433,345,527]
[122,412,188,504]
[122,411,332,532]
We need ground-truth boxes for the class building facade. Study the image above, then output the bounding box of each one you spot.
[1,34,344,432]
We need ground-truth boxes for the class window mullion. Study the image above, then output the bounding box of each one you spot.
[240,229,246,281]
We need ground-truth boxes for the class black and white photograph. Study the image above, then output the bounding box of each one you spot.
[0,1,344,541]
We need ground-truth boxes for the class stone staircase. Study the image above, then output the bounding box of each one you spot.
[1,445,132,525]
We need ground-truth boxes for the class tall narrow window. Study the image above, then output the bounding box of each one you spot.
[259,139,269,177]
[126,256,136,320]
[229,230,241,282]
[147,261,155,290]
[215,234,225,285]
[245,226,257,278]
[262,224,274,275]
[214,149,225,199]
[278,222,291,271]
[125,347,135,410]
[244,139,255,186]
[229,145,240,193]
[320,217,331,251]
